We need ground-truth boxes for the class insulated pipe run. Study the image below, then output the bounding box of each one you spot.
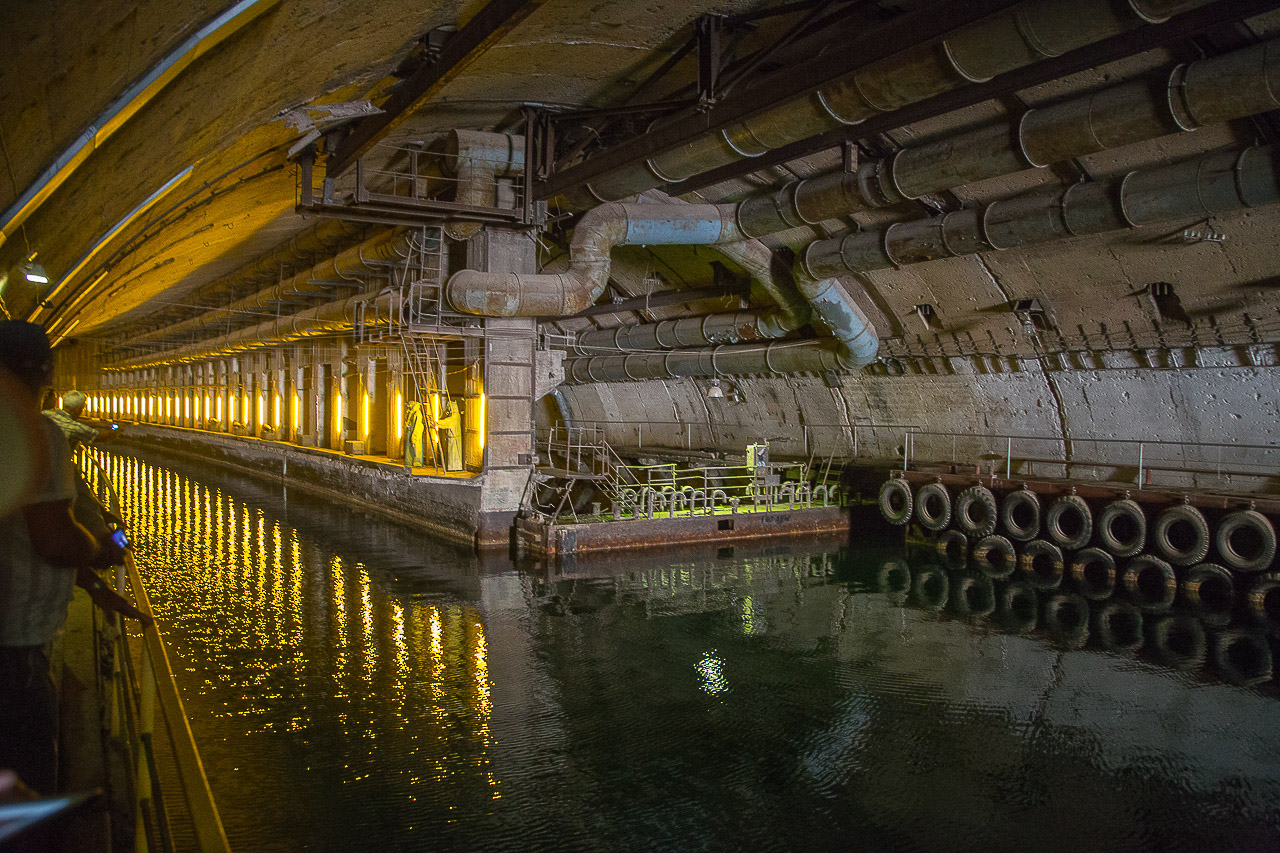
[129,228,414,347]
[574,0,1211,205]
[115,289,400,369]
[736,38,1280,237]
[446,202,758,317]
[800,146,1280,279]
[563,276,878,383]
[561,146,1280,384]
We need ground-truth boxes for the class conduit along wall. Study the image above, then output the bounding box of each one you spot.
[733,37,1280,237]
[571,38,1280,356]
[568,0,1214,206]
[560,145,1280,383]
[126,228,420,350]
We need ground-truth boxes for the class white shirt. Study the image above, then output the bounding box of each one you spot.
[0,417,78,645]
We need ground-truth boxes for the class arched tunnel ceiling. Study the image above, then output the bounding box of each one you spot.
[4,0,1280,355]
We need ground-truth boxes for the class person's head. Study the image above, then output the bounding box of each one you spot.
[0,320,53,396]
[40,388,58,410]
[61,389,87,417]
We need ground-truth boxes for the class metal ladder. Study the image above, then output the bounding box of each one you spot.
[400,335,451,471]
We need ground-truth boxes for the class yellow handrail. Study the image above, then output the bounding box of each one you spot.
[79,451,231,853]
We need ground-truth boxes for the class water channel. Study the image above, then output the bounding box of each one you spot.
[90,446,1280,851]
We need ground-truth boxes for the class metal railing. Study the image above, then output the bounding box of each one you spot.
[78,452,231,853]
[553,418,1280,491]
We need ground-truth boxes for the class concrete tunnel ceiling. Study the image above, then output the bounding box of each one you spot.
[4,0,1280,447]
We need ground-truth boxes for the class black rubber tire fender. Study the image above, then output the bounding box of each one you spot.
[955,485,998,539]
[1214,510,1277,574]
[1211,628,1273,686]
[1093,600,1144,652]
[1246,576,1280,633]
[935,529,969,565]
[1020,539,1065,590]
[878,478,913,525]
[912,565,950,610]
[1000,489,1041,542]
[914,482,952,532]
[1122,554,1177,612]
[1096,499,1147,557]
[1182,563,1234,625]
[1041,593,1090,648]
[998,581,1039,633]
[1044,494,1093,551]
[1069,547,1117,601]
[972,534,1016,580]
[950,571,996,618]
[1153,504,1210,567]
[1148,614,1207,670]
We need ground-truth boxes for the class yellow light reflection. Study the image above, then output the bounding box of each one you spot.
[478,391,486,450]
[273,393,280,430]
[394,389,402,441]
[362,392,370,440]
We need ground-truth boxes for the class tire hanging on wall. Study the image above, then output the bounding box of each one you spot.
[914,482,952,532]
[1069,547,1117,601]
[935,529,969,566]
[1020,539,1065,590]
[1214,510,1277,574]
[955,485,998,539]
[1044,495,1093,551]
[878,478,913,525]
[1152,504,1211,567]
[971,534,1016,580]
[1211,628,1273,686]
[998,581,1039,633]
[1041,593,1090,648]
[1000,489,1041,542]
[1148,614,1207,669]
[1182,563,1235,627]
[1096,499,1147,557]
[1093,600,1144,652]
[1122,554,1178,612]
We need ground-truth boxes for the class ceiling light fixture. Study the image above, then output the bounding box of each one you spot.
[19,253,48,284]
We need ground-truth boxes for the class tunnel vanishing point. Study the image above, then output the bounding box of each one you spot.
[6,0,1280,557]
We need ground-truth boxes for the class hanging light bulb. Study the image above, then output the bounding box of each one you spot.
[705,378,725,399]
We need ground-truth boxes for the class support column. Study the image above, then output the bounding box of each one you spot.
[464,229,538,543]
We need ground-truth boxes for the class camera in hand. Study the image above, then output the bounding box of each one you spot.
[110,528,130,549]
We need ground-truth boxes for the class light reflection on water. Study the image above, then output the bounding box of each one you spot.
[86,447,1280,852]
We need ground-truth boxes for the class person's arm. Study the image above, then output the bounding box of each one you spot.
[76,567,152,626]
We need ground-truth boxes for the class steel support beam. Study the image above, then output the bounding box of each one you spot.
[535,0,1024,200]
[326,0,546,177]
[674,0,1280,194]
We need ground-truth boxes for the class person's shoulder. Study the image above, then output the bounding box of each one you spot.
[38,416,74,461]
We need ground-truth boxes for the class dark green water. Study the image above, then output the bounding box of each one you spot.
[89,447,1280,851]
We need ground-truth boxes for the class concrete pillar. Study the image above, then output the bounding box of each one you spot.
[463,229,538,535]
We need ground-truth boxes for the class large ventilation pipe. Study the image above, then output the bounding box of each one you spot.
[735,38,1280,237]
[441,130,525,240]
[573,226,810,352]
[801,146,1280,279]
[562,146,1280,384]
[574,0,1211,205]
[128,228,416,348]
[446,201,785,316]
